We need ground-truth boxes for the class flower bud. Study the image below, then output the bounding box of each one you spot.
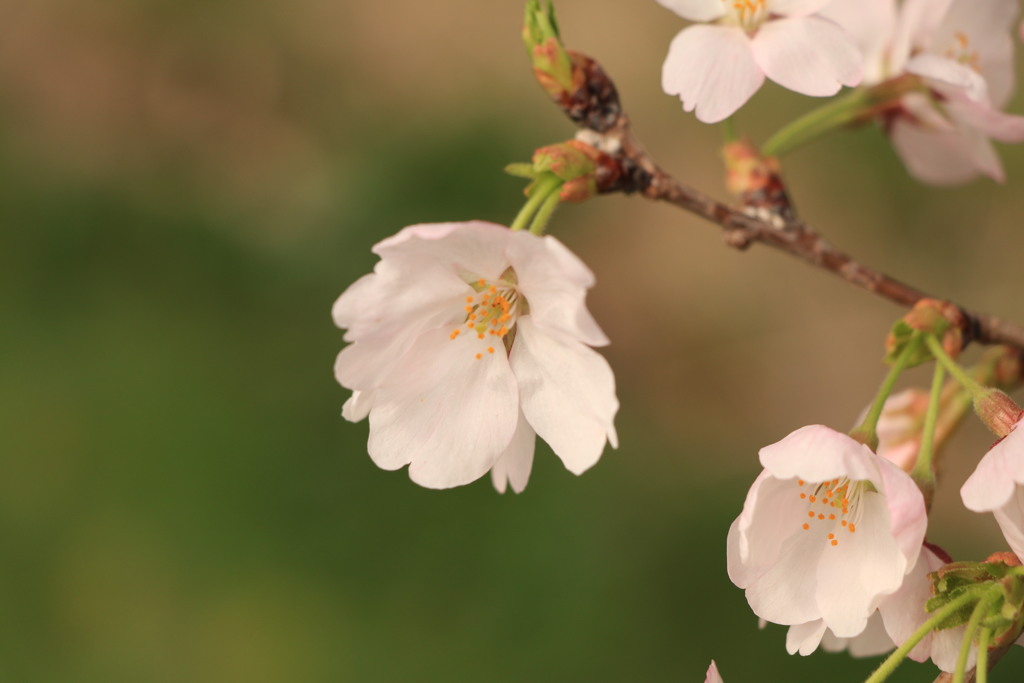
[973,389,1023,438]
[722,139,794,222]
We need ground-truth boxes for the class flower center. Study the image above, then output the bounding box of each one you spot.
[942,31,980,72]
[449,274,523,360]
[722,0,768,32]
[795,477,865,547]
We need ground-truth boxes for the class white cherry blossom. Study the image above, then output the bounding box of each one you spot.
[961,415,1024,560]
[704,660,724,683]
[824,0,1024,184]
[333,221,618,492]
[727,425,927,639]
[658,0,863,123]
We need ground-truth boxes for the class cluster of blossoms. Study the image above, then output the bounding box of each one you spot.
[333,1,1024,680]
[660,0,1024,184]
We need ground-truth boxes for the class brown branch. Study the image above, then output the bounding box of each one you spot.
[540,47,1024,352]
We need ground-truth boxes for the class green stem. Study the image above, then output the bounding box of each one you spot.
[864,591,980,683]
[528,189,562,235]
[510,174,562,232]
[911,361,946,486]
[977,628,992,683]
[925,335,987,401]
[720,118,737,144]
[954,592,999,683]
[850,333,924,449]
[761,88,873,158]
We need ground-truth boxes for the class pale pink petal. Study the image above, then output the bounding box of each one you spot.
[889,119,995,185]
[374,221,514,282]
[743,518,828,625]
[891,0,953,71]
[815,492,907,636]
[787,620,828,655]
[656,0,725,22]
[874,453,929,565]
[960,429,1024,511]
[907,54,988,102]
[704,660,724,683]
[948,97,1024,142]
[993,494,1024,561]
[511,318,618,475]
[931,0,1017,106]
[662,25,765,124]
[506,233,609,347]
[341,390,374,422]
[759,425,877,483]
[770,0,834,17]
[490,411,536,494]
[819,0,898,84]
[727,474,812,587]
[367,328,518,486]
[819,612,894,657]
[751,16,862,97]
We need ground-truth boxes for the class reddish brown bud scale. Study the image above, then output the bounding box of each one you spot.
[722,139,795,222]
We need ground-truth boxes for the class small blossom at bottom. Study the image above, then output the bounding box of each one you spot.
[704,660,723,683]
[728,425,927,639]
[333,221,618,493]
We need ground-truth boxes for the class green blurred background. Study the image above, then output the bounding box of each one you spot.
[3,1,1024,681]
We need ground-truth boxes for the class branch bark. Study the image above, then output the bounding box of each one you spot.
[538,48,1024,352]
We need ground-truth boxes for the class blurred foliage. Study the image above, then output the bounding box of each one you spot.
[3,1,1024,681]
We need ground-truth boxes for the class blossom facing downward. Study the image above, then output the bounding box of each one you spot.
[824,0,1024,184]
[961,415,1024,560]
[704,660,724,683]
[333,221,618,493]
[658,0,863,123]
[727,425,927,639]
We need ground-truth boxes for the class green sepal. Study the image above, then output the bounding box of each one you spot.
[504,162,538,179]
[884,323,933,367]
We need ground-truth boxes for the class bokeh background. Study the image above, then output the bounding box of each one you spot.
[4,1,1024,681]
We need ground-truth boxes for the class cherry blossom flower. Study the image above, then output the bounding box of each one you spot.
[824,0,1024,184]
[658,0,863,123]
[704,660,723,683]
[333,221,618,492]
[727,425,927,640]
[961,415,1024,560]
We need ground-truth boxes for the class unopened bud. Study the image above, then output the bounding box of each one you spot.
[511,139,623,203]
[974,389,1023,438]
[722,139,794,222]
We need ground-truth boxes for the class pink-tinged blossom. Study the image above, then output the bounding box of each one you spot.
[824,0,1024,184]
[961,415,1024,560]
[727,425,927,640]
[658,0,863,123]
[704,660,723,683]
[333,221,618,493]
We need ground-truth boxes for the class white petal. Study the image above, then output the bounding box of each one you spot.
[374,221,514,282]
[759,425,877,483]
[511,318,618,475]
[930,0,1018,106]
[818,0,898,85]
[655,0,725,22]
[889,119,994,185]
[367,328,519,488]
[874,453,928,567]
[878,547,948,665]
[787,620,827,655]
[907,54,988,102]
[507,233,609,347]
[751,16,862,97]
[948,97,1024,143]
[815,492,907,637]
[891,0,952,72]
[770,0,833,17]
[961,427,1024,511]
[819,612,894,657]
[341,390,374,422]
[743,516,828,625]
[662,25,765,124]
[490,411,536,494]
[727,475,810,587]
[704,660,724,683]
[993,494,1024,562]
